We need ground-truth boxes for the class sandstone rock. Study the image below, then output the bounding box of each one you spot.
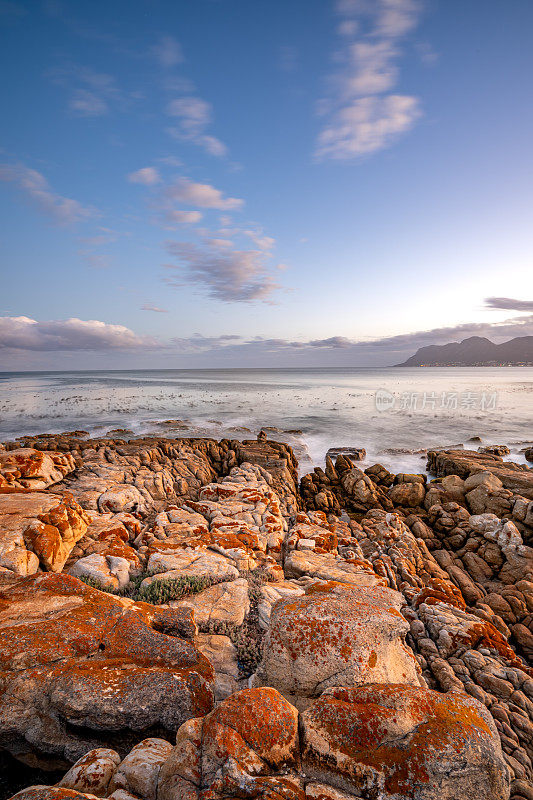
[58,748,121,796]
[388,480,426,507]
[0,449,75,490]
[300,684,510,799]
[284,549,385,587]
[143,549,239,586]
[157,687,299,800]
[0,573,214,767]
[68,554,131,591]
[108,738,173,800]
[257,580,306,630]
[427,449,533,499]
[97,485,147,516]
[195,634,240,700]
[254,583,420,708]
[170,578,249,626]
[0,492,91,574]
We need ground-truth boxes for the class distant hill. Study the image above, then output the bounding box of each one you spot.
[395,335,533,367]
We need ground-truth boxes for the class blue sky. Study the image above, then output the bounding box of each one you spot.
[1,0,532,369]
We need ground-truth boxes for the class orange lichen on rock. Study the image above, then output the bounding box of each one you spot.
[300,684,509,798]
[0,573,214,766]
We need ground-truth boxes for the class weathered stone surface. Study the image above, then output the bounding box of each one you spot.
[170,578,249,626]
[300,684,510,800]
[195,634,241,701]
[108,738,173,800]
[428,449,533,499]
[143,549,239,586]
[58,748,121,796]
[284,549,385,587]
[158,687,299,800]
[254,583,420,708]
[0,573,214,766]
[0,449,75,490]
[0,492,91,574]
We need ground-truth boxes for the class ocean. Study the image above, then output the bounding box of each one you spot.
[0,367,532,475]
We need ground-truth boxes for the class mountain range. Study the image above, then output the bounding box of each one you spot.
[395,336,533,367]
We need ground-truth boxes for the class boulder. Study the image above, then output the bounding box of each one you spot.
[143,549,239,586]
[284,550,385,587]
[108,738,173,800]
[300,684,510,799]
[58,748,121,796]
[0,492,91,574]
[0,449,75,490]
[0,573,214,767]
[254,583,420,708]
[170,578,249,627]
[157,687,299,800]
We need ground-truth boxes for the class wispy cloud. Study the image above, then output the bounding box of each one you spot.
[0,162,94,225]
[0,316,157,351]
[166,96,227,157]
[164,240,281,303]
[485,297,533,312]
[141,303,169,313]
[316,0,424,160]
[49,65,131,117]
[128,167,161,185]
[164,177,243,210]
[152,35,184,68]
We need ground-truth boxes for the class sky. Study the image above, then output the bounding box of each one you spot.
[1,0,532,370]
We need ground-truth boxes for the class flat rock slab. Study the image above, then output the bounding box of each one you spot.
[427,449,533,499]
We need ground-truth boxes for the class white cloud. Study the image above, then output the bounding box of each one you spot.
[128,167,161,185]
[0,163,94,225]
[316,94,421,159]
[162,208,203,227]
[0,316,157,351]
[244,230,276,251]
[165,178,243,210]
[153,35,184,68]
[165,240,279,302]
[317,0,424,160]
[166,96,228,157]
[343,41,398,96]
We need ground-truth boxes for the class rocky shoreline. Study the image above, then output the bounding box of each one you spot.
[0,432,532,800]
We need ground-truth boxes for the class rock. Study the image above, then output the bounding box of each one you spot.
[0,449,75,490]
[157,687,299,800]
[254,583,420,708]
[108,738,173,800]
[0,492,91,574]
[257,580,305,630]
[300,684,510,799]
[284,549,385,587]
[388,481,426,507]
[143,549,239,586]
[170,578,249,627]
[326,447,366,461]
[525,448,533,463]
[0,573,214,767]
[195,634,240,701]
[69,554,131,591]
[480,445,511,456]
[58,748,121,796]
[427,449,533,499]
[97,485,147,516]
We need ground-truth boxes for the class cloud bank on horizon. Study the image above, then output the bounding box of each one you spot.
[1,297,532,369]
[0,0,532,369]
